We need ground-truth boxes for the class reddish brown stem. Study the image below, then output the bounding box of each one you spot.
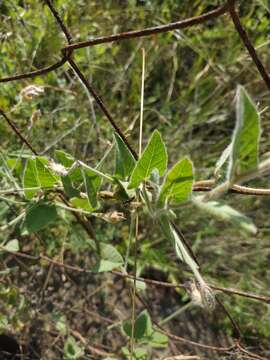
[0,57,67,83]
[64,4,229,51]
[0,108,38,155]
[228,0,270,92]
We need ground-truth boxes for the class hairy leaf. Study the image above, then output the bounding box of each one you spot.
[114,133,136,179]
[193,196,257,234]
[228,86,260,180]
[55,150,81,181]
[158,157,193,206]
[128,130,167,189]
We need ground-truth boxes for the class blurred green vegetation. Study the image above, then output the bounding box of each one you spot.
[0,0,269,359]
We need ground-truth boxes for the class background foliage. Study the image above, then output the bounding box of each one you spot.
[0,0,269,359]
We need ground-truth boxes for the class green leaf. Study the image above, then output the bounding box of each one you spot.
[23,158,40,199]
[122,310,152,340]
[113,178,136,202]
[148,331,168,348]
[82,168,102,209]
[55,150,74,168]
[228,86,261,180]
[122,347,148,360]
[61,176,80,198]
[158,214,199,277]
[91,243,123,272]
[128,130,167,189]
[114,132,136,179]
[122,309,166,348]
[55,316,67,335]
[193,196,257,234]
[55,150,81,181]
[24,201,57,233]
[36,157,59,188]
[70,197,93,212]
[158,157,193,206]
[1,239,19,253]
[214,143,232,180]
[64,336,84,360]
[6,158,23,178]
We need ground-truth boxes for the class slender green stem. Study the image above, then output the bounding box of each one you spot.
[124,215,136,271]
[69,160,114,182]
[159,302,192,326]
[0,212,25,231]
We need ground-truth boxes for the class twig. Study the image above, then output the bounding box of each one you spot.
[215,295,241,340]
[63,4,230,51]
[59,193,100,254]
[138,293,270,360]
[0,57,67,83]
[136,292,236,353]
[210,284,270,304]
[43,0,73,44]
[193,180,270,196]
[2,249,270,305]
[0,108,38,155]
[66,57,138,160]
[228,0,270,92]
[236,342,269,360]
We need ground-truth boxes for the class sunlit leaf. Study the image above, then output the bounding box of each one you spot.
[158,157,193,206]
[23,158,40,199]
[64,336,84,360]
[91,243,123,272]
[70,197,93,212]
[227,86,261,180]
[193,196,257,234]
[148,331,168,348]
[114,133,136,180]
[82,168,102,209]
[55,150,81,181]
[1,239,19,253]
[128,130,167,189]
[214,143,232,180]
[158,214,199,275]
[122,347,148,360]
[36,156,59,188]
